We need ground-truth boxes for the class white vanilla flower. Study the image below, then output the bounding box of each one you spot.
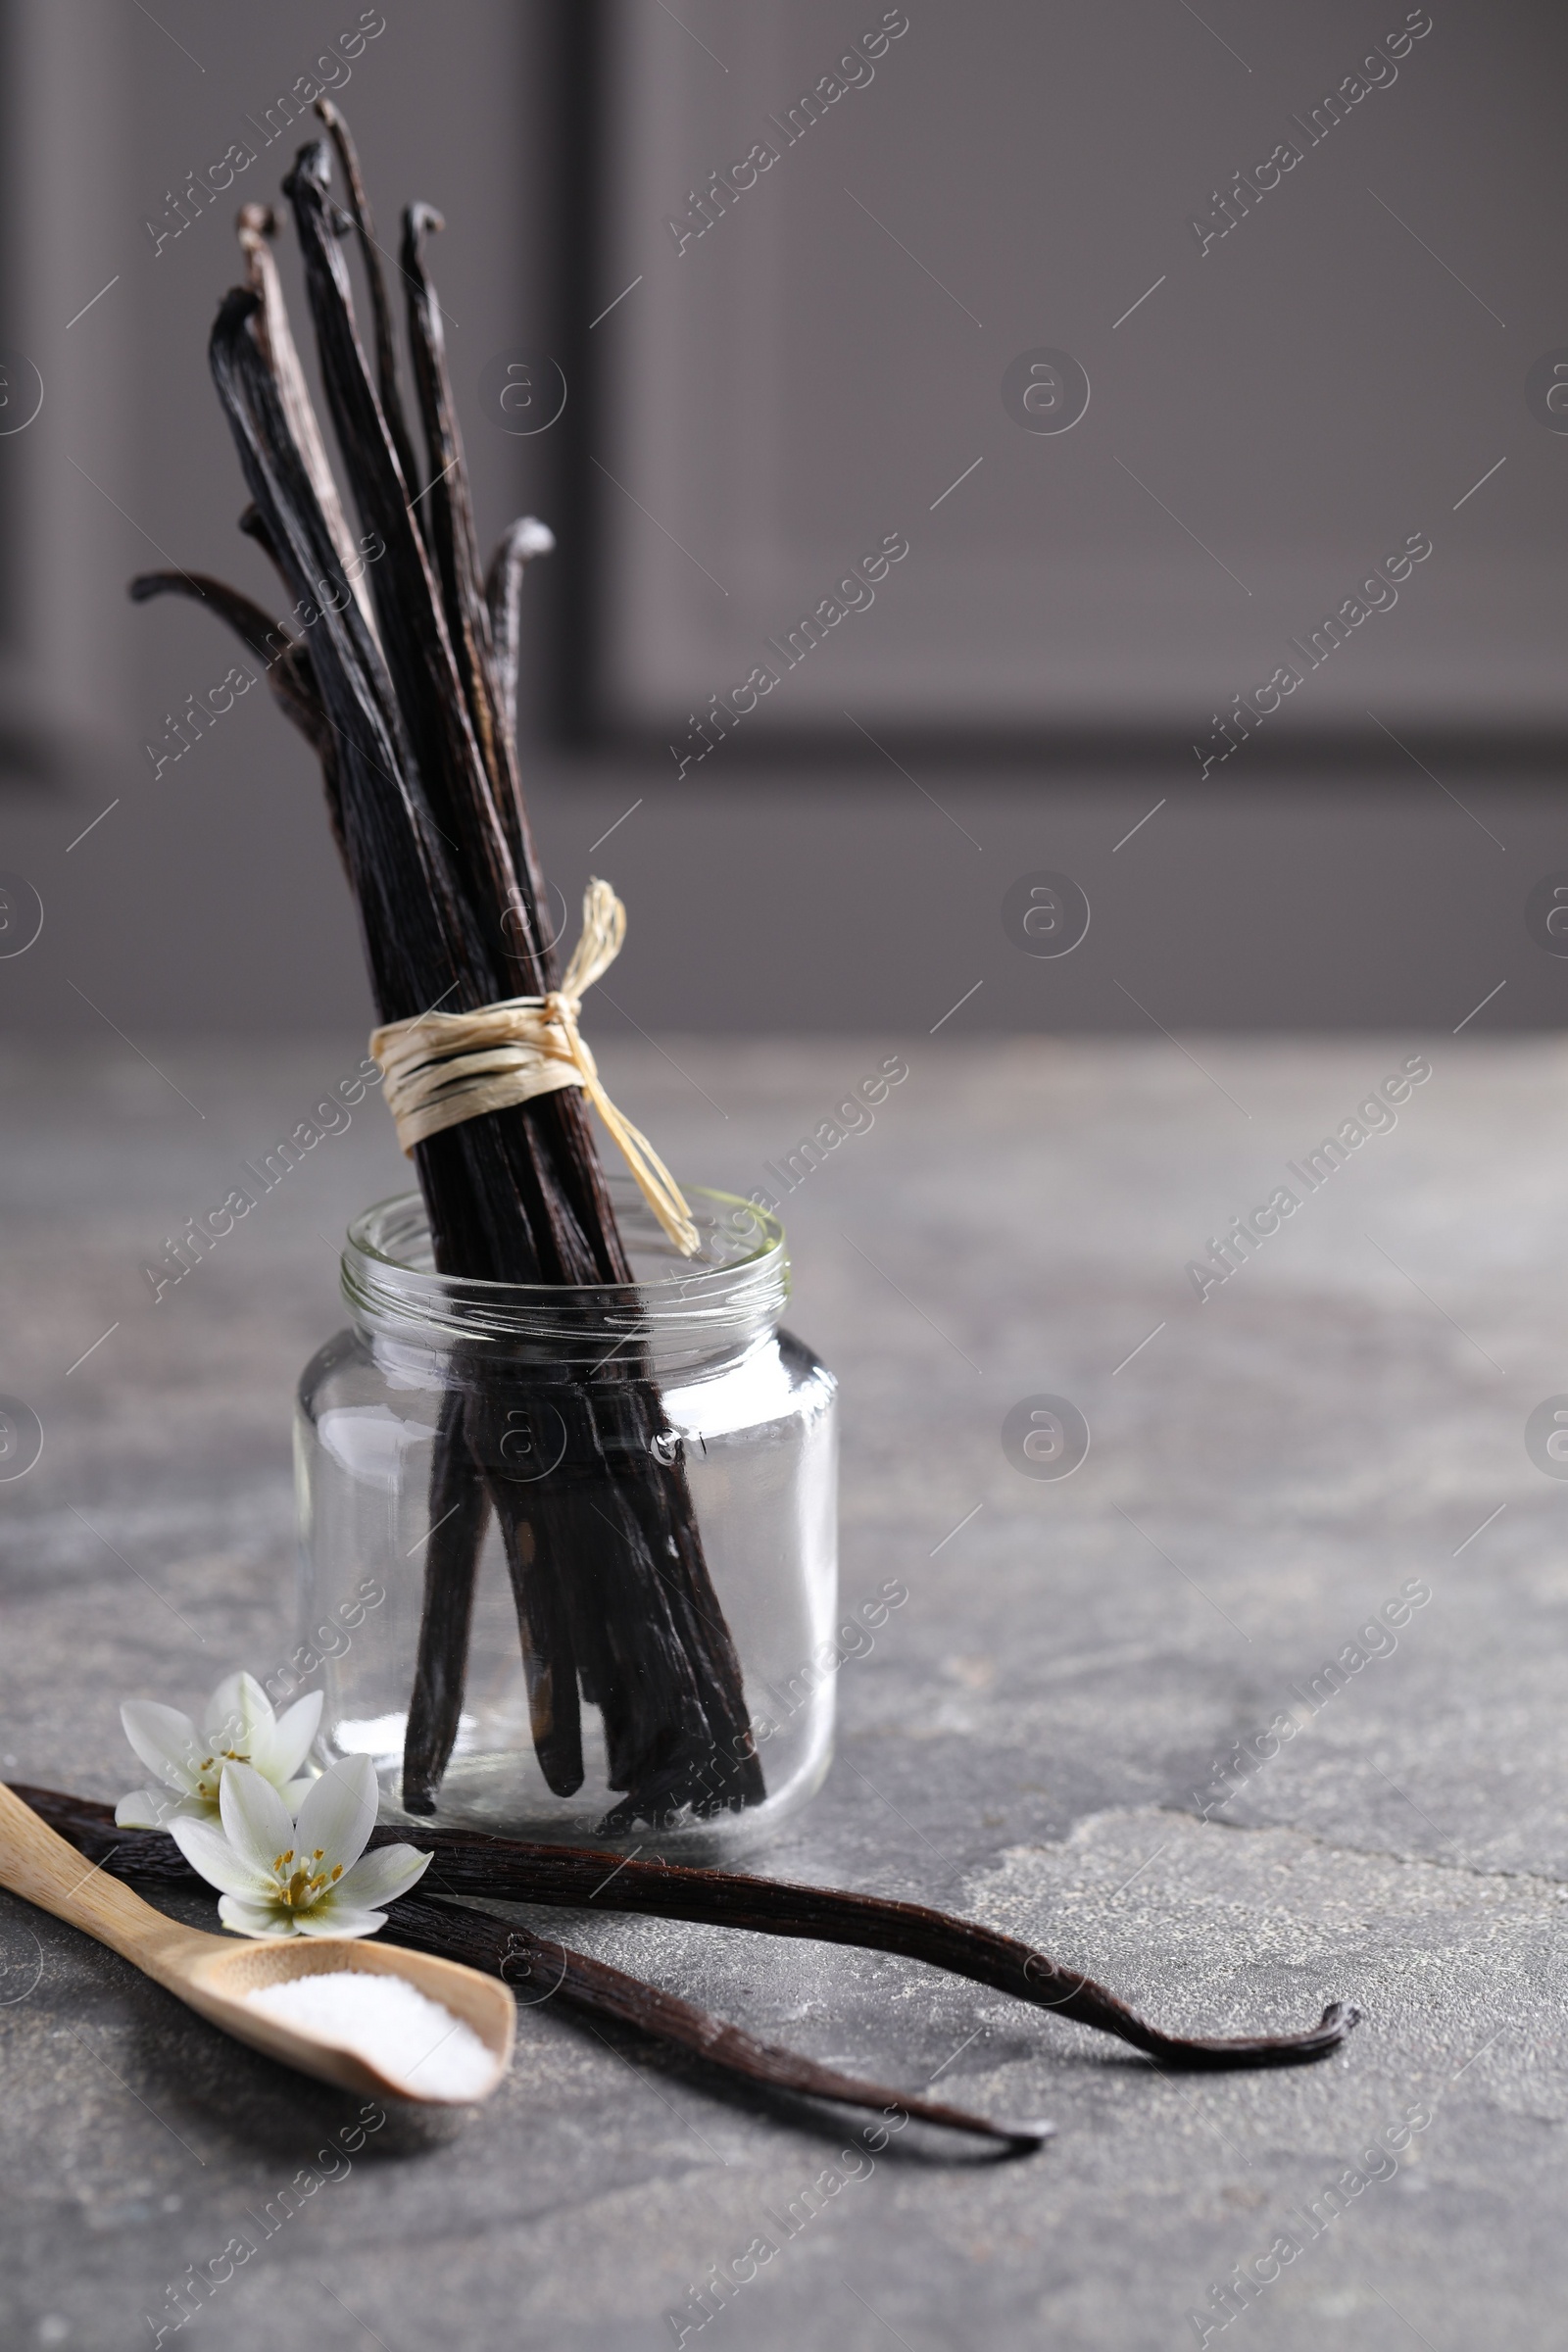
[115,1670,322,1830]
[171,1755,430,1939]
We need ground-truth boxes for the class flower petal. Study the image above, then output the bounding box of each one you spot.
[116,1788,182,1829]
[171,1814,274,1899]
[292,1903,386,1939]
[333,1843,432,1909]
[218,1893,295,1938]
[203,1670,274,1759]
[293,1753,378,1873]
[116,1788,212,1829]
[278,1777,318,1811]
[265,1690,323,1784]
[120,1701,204,1796]
[219,1760,296,1881]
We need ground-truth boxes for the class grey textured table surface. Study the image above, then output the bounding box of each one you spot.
[4,1033,1568,2351]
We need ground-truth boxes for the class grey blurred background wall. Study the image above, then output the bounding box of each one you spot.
[0,0,1564,1041]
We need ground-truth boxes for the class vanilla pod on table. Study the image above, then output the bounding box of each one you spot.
[15,1787,1043,2146]
[128,108,761,1833]
[19,1788,1359,2082]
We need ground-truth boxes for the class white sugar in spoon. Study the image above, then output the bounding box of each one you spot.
[0,1782,514,2104]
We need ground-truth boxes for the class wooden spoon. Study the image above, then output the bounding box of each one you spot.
[0,1781,514,2104]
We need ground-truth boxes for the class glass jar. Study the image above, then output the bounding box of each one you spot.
[293,1179,837,1860]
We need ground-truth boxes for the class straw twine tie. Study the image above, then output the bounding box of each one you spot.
[369,880,699,1256]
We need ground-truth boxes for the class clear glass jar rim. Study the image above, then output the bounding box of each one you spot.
[341,1182,789,1361]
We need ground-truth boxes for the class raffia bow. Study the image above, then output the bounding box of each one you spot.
[368,880,699,1255]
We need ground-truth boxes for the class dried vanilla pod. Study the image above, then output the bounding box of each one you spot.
[18,1787,1359,2079]
[128,112,762,1832]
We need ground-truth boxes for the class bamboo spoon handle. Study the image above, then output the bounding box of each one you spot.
[0,1781,204,1975]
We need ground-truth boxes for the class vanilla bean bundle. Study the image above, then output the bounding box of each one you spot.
[131,110,761,1832]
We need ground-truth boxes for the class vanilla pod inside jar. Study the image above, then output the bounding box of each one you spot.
[295,1178,838,1859]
